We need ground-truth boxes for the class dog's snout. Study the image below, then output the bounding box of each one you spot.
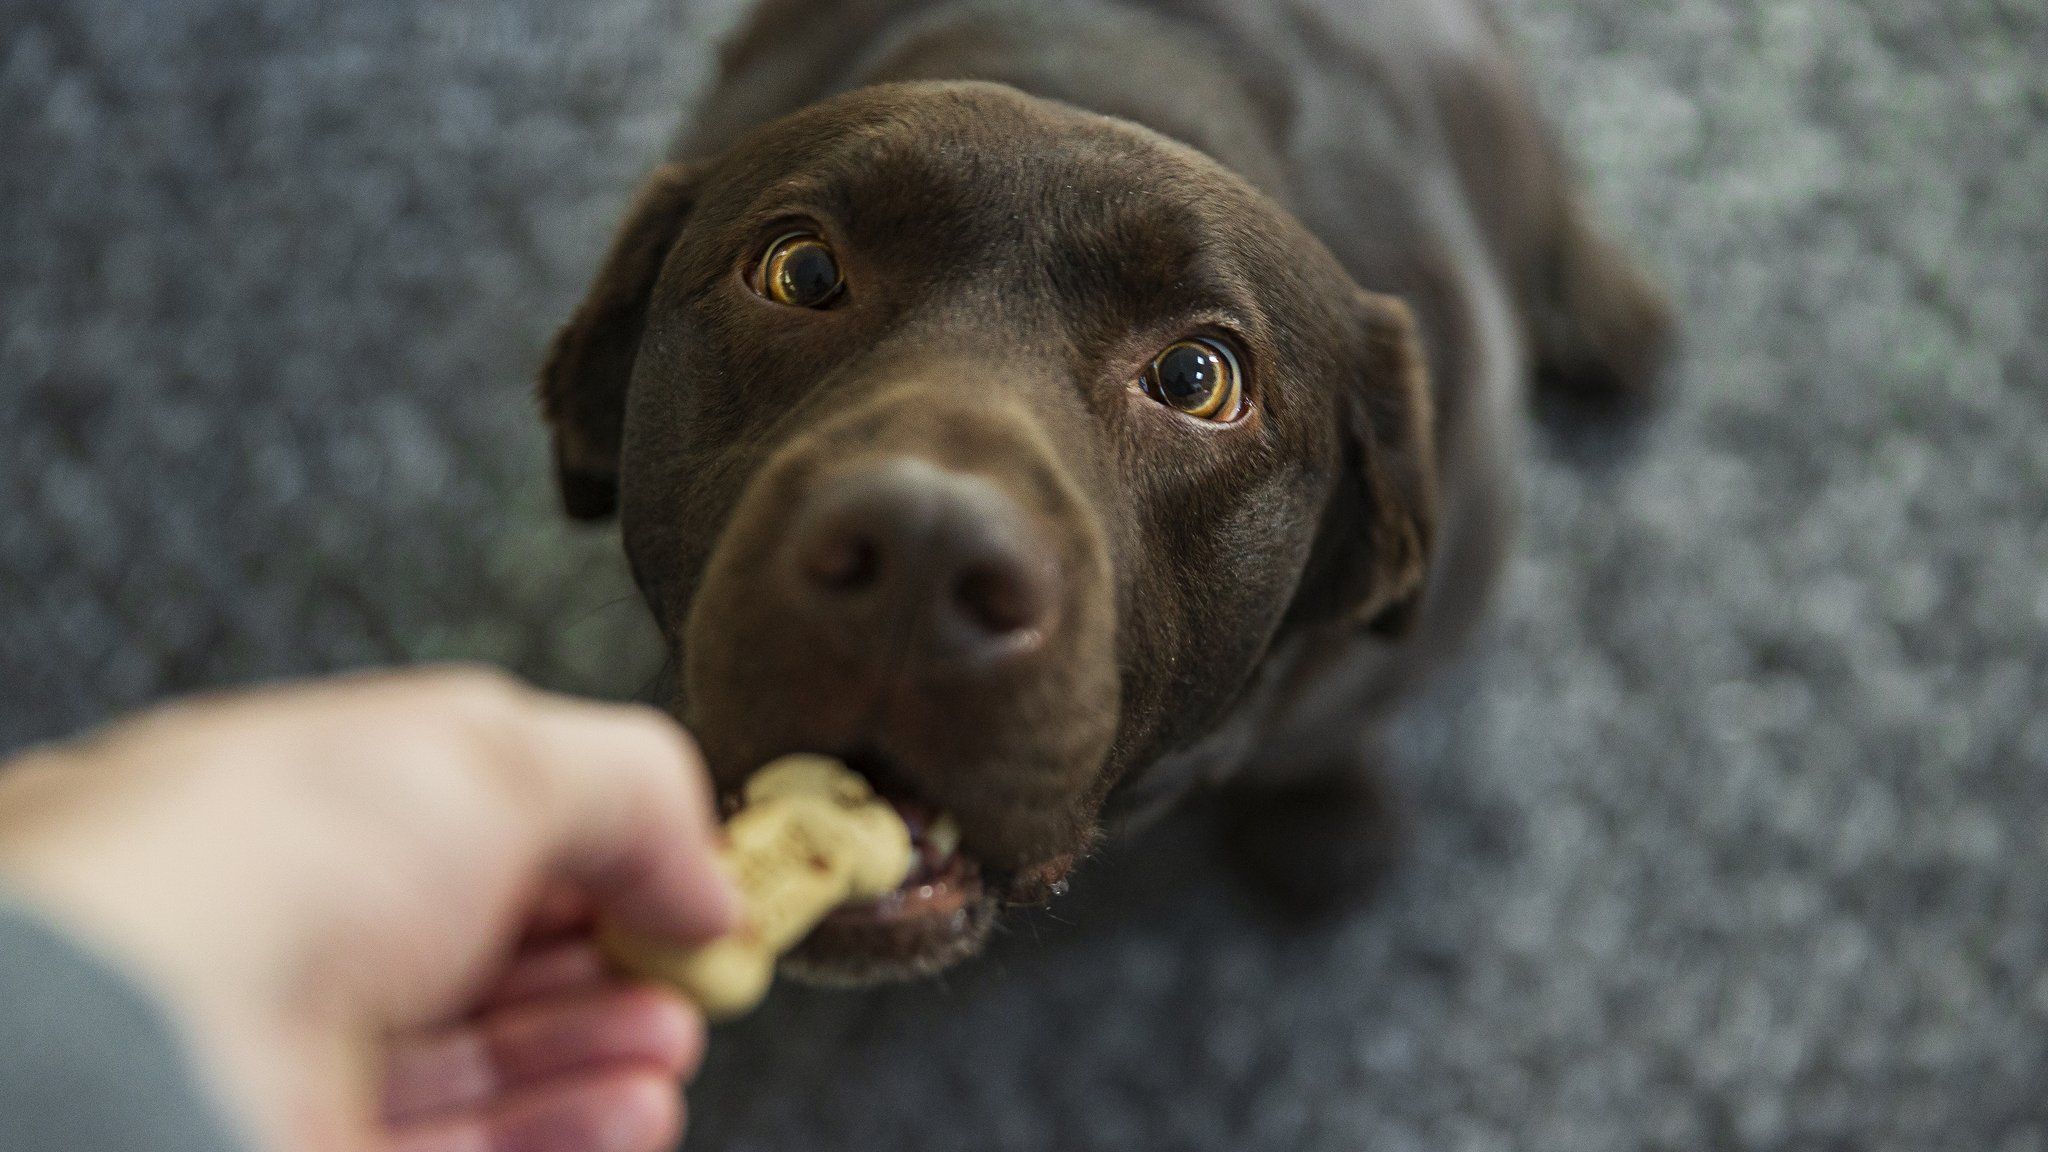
[785,457,1058,670]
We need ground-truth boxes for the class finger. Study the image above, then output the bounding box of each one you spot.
[479,940,611,1010]
[499,698,738,944]
[520,884,595,942]
[383,985,705,1125]
[385,1070,684,1152]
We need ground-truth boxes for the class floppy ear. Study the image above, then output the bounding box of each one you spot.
[1324,290,1439,637]
[538,161,702,520]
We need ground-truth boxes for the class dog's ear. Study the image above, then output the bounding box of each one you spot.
[1309,290,1438,637]
[539,161,703,520]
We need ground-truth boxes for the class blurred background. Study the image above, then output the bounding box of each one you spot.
[2,0,2045,1149]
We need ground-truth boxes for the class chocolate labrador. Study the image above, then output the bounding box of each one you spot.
[539,0,1671,983]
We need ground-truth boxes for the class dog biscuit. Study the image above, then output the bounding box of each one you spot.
[602,755,914,1020]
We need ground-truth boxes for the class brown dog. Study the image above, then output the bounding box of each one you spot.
[539,0,1670,983]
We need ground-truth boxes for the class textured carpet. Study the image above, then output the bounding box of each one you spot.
[4,1,2046,1149]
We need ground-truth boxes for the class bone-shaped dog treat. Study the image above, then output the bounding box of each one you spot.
[602,754,915,1021]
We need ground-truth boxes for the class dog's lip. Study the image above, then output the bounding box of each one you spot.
[823,847,984,928]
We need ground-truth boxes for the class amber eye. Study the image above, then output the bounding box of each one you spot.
[756,232,844,308]
[1144,337,1245,422]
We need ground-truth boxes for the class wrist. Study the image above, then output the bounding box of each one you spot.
[0,752,338,1152]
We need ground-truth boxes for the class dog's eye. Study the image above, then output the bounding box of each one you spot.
[1144,337,1245,422]
[756,232,845,308]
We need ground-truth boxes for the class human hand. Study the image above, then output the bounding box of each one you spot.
[0,668,739,1152]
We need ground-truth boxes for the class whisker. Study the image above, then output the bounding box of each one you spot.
[563,593,642,632]
[635,653,675,705]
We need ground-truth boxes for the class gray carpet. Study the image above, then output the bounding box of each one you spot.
[4,1,2046,1149]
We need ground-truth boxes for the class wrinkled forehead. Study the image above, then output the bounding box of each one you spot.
[706,84,1306,324]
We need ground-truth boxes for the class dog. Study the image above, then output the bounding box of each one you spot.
[538,0,1671,984]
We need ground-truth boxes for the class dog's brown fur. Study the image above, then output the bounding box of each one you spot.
[541,0,1671,978]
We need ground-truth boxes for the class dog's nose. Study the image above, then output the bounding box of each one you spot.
[784,457,1058,671]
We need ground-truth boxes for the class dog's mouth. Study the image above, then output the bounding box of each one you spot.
[820,795,986,930]
[723,751,1077,983]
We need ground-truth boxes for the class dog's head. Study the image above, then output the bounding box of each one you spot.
[541,82,1434,981]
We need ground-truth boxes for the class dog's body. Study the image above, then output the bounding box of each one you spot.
[543,0,1668,977]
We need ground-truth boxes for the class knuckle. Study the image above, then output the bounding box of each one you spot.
[416,665,530,722]
[618,704,695,760]
[608,709,703,796]
[395,719,501,780]
[370,679,531,780]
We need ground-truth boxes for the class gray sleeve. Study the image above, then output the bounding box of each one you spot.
[0,898,257,1152]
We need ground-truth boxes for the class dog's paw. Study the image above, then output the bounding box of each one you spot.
[1216,771,1405,924]
[1528,215,1677,426]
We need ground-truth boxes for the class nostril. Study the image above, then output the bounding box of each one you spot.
[804,533,881,593]
[785,459,1062,667]
[954,561,1044,637]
